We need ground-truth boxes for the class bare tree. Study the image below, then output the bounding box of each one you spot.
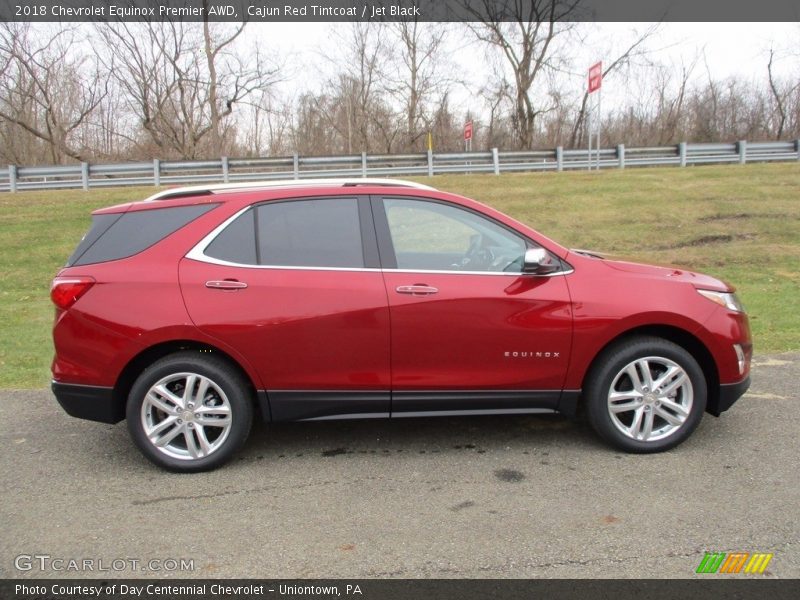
[766,47,799,140]
[386,21,450,150]
[291,92,344,155]
[0,23,107,163]
[429,91,463,152]
[480,78,514,148]
[4,21,799,166]
[653,59,695,145]
[243,90,294,156]
[467,0,580,149]
[299,23,399,155]
[327,23,390,153]
[97,17,280,159]
[568,24,660,148]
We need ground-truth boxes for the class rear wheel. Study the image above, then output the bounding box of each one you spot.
[584,336,706,453]
[126,352,253,472]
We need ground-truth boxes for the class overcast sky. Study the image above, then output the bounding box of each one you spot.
[242,21,798,111]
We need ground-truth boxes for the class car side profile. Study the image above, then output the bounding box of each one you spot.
[51,178,752,471]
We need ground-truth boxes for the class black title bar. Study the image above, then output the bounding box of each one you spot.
[1,0,799,23]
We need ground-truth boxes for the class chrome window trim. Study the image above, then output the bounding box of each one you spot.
[186,205,256,264]
[392,267,573,277]
[186,205,573,277]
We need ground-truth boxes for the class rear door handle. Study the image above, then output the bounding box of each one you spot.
[396,284,438,296]
[205,280,248,290]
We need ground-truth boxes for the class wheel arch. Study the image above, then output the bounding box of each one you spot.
[112,340,268,421]
[581,324,721,416]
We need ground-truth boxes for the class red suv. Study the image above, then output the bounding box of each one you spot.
[51,179,752,471]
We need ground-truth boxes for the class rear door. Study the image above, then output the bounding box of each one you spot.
[179,196,391,421]
[373,196,573,415]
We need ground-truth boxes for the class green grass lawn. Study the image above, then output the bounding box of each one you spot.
[1,163,798,388]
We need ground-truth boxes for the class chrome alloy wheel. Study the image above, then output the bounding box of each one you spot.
[141,372,232,461]
[607,357,693,442]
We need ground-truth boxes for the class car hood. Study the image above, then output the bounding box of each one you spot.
[569,249,732,292]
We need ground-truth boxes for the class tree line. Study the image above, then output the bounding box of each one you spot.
[1,15,798,166]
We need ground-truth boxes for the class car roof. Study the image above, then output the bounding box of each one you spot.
[93,178,438,215]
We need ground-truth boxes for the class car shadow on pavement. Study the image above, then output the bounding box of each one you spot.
[234,413,598,462]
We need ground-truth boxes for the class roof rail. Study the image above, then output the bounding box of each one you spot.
[143,178,436,202]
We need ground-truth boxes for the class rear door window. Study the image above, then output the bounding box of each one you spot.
[201,197,366,269]
[204,208,258,265]
[255,198,364,268]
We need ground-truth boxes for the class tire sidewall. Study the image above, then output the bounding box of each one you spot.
[126,354,252,472]
[586,338,707,453]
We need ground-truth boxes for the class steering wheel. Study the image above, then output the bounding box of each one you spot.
[502,254,525,272]
[461,234,494,270]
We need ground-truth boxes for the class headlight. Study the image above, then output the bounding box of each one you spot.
[697,289,746,313]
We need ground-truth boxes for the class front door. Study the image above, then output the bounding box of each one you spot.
[373,196,573,415]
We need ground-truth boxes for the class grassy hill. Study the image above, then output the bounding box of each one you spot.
[1,163,798,387]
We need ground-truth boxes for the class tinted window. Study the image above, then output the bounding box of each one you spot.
[70,204,217,266]
[205,209,257,265]
[256,198,364,268]
[67,213,123,266]
[384,198,527,272]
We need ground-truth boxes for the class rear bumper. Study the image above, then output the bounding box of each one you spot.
[708,376,751,417]
[52,381,124,424]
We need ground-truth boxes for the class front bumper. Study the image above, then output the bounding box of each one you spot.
[707,376,751,417]
[52,381,124,424]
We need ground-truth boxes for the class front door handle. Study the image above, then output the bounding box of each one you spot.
[205,280,248,290]
[396,284,438,296]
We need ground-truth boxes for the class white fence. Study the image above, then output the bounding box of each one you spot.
[2,140,799,193]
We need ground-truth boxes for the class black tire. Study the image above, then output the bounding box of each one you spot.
[126,351,253,472]
[584,336,706,453]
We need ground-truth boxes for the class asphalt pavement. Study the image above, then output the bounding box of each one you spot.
[1,354,798,579]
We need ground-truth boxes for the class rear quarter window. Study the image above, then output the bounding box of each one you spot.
[68,204,217,266]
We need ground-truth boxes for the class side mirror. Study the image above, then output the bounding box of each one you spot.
[522,248,559,275]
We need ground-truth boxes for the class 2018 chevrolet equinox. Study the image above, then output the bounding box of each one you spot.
[51,179,752,471]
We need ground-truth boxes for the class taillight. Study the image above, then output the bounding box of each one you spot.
[50,276,95,310]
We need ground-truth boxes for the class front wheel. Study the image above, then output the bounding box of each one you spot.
[584,337,706,453]
[126,352,253,472]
